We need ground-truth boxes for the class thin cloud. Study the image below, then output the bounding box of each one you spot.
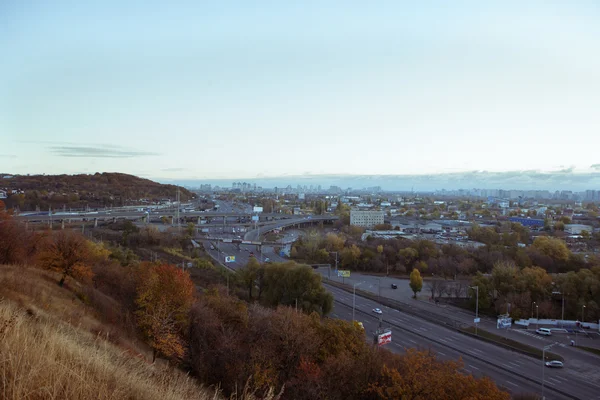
[0,154,17,158]
[591,164,600,170]
[161,167,186,172]
[49,145,160,158]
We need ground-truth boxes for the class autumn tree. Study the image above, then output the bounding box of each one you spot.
[135,263,195,362]
[341,244,361,269]
[409,268,423,298]
[0,204,29,265]
[37,230,94,286]
[532,236,570,263]
[371,349,510,400]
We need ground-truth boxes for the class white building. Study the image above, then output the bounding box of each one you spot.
[0,190,6,199]
[350,210,384,228]
[564,224,593,235]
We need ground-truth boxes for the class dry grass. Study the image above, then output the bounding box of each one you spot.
[0,264,281,400]
[0,298,222,400]
[0,264,222,400]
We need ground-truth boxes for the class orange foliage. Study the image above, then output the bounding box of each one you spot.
[37,230,94,286]
[135,264,194,362]
[369,349,510,400]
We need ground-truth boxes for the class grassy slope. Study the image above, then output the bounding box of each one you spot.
[0,264,219,400]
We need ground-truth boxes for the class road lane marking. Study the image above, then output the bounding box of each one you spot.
[548,377,562,384]
[438,338,448,343]
[437,351,447,356]
[408,339,417,344]
[468,365,480,370]
[505,381,519,388]
[503,364,514,369]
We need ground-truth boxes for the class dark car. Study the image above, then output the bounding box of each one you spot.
[391,284,398,289]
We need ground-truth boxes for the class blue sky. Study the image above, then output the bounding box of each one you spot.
[1,1,599,188]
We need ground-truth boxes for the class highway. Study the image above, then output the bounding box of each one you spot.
[204,231,600,400]
[319,270,600,367]
[329,301,556,398]
[326,284,600,400]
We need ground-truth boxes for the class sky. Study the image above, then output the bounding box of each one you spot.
[1,1,600,190]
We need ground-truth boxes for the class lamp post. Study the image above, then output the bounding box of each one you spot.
[582,305,586,324]
[536,305,539,329]
[470,285,479,335]
[542,343,558,400]
[531,301,536,320]
[329,251,338,279]
[352,282,363,322]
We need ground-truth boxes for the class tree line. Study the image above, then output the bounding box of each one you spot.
[291,226,598,278]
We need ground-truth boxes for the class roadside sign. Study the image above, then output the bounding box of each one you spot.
[225,256,236,263]
[251,215,259,221]
[187,262,193,268]
[377,331,392,346]
[474,318,480,324]
[253,206,263,213]
[337,270,351,278]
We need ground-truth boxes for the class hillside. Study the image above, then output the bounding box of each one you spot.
[0,172,194,211]
[0,264,223,400]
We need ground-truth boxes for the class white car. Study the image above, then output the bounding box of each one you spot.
[545,360,564,368]
[372,308,383,315]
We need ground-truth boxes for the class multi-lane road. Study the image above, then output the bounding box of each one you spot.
[327,284,599,400]
[204,224,600,400]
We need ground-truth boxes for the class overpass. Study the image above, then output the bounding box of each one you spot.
[15,210,296,224]
[244,215,339,241]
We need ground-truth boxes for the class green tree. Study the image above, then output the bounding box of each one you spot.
[470,273,493,310]
[261,262,333,315]
[491,261,518,298]
[238,257,261,300]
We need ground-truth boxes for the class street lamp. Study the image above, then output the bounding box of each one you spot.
[352,281,363,322]
[542,343,558,400]
[582,305,586,324]
[329,251,339,279]
[531,301,536,320]
[470,286,479,335]
[536,305,539,329]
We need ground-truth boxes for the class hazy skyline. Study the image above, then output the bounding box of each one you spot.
[1,1,599,185]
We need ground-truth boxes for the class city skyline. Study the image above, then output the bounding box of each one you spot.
[2,1,600,180]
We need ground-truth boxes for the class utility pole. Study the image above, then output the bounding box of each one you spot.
[536,304,539,329]
[353,282,363,322]
[470,285,479,335]
[176,188,181,233]
[542,343,558,400]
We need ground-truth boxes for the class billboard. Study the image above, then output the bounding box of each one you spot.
[377,331,392,346]
[225,256,236,263]
[497,315,512,329]
[337,270,351,278]
[253,206,263,213]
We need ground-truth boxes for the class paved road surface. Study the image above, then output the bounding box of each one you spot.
[326,284,600,400]
[204,240,600,400]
